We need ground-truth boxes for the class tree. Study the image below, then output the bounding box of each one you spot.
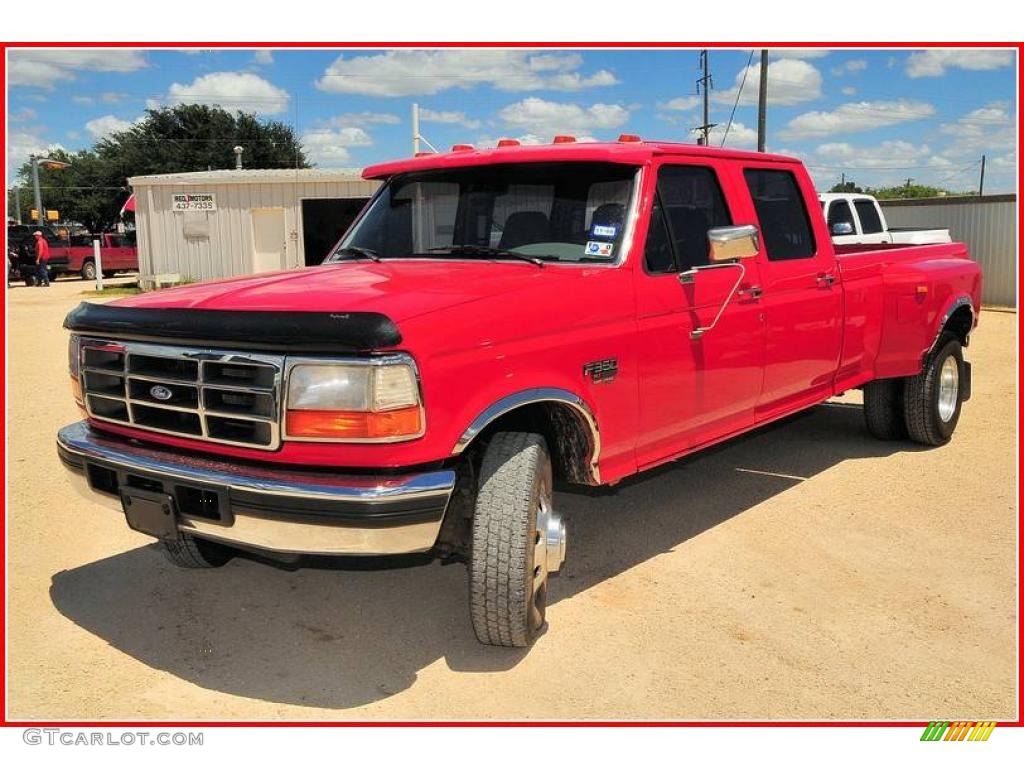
[829,180,863,194]
[17,104,309,232]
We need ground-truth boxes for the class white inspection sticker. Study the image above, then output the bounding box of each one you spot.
[592,224,617,238]
[584,241,614,258]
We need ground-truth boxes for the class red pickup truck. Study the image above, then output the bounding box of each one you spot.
[58,138,980,647]
[68,232,138,280]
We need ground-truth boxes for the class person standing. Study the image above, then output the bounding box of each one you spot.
[33,231,51,287]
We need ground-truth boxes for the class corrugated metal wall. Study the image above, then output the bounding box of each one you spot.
[880,195,1017,307]
[133,178,380,282]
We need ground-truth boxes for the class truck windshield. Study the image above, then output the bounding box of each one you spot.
[332,162,637,264]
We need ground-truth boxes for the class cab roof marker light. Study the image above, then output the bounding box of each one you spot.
[617,134,642,143]
[497,139,521,148]
[450,144,474,153]
[414,151,435,157]
[552,135,576,144]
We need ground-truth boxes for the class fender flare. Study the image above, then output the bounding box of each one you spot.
[451,387,602,484]
[927,295,975,359]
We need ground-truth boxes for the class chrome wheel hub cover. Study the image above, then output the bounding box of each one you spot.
[938,356,959,423]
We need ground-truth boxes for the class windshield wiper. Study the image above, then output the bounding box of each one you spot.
[330,246,381,262]
[427,244,545,267]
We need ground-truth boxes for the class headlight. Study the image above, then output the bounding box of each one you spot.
[285,358,423,441]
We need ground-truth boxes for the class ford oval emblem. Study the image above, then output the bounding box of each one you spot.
[150,385,173,401]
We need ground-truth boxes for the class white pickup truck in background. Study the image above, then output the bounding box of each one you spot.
[819,193,952,246]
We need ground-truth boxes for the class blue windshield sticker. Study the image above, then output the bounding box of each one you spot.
[585,241,614,258]
[592,224,617,239]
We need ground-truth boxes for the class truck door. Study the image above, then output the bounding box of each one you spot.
[740,166,842,417]
[825,198,859,244]
[634,161,765,468]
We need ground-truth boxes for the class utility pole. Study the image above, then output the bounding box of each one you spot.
[695,50,716,146]
[979,154,986,196]
[757,49,769,152]
[14,185,22,224]
[412,103,420,154]
[31,157,44,226]
[841,171,846,188]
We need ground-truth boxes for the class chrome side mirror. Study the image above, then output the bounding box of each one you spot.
[708,224,759,263]
[831,221,854,236]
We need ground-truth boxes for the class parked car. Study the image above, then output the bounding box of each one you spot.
[68,232,139,280]
[819,193,952,245]
[58,138,981,647]
[7,224,71,284]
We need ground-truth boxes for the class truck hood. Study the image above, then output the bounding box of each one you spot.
[115,261,554,323]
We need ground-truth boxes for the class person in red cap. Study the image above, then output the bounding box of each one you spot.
[33,231,51,287]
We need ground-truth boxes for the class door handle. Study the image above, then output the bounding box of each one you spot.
[816,273,836,288]
[738,285,763,299]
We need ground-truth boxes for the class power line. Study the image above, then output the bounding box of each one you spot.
[720,49,754,147]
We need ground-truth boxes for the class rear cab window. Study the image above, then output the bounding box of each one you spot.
[853,199,883,234]
[743,169,816,261]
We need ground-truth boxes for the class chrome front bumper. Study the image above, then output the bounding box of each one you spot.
[56,421,455,556]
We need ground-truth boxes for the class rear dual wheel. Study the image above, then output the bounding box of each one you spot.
[863,333,964,446]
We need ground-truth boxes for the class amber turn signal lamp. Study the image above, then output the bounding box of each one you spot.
[286,406,422,440]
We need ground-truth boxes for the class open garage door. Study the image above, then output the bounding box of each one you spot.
[301,198,370,266]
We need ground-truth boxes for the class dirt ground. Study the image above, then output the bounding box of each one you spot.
[5,276,1018,721]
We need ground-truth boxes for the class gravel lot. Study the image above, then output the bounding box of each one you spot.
[6,277,1017,720]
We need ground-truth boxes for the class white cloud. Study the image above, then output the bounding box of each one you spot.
[165,72,290,114]
[9,50,147,89]
[715,58,823,106]
[814,140,932,168]
[939,101,1016,157]
[252,50,274,65]
[658,96,700,112]
[774,49,829,59]
[497,97,630,137]
[315,50,618,96]
[906,50,1013,78]
[419,108,481,130]
[10,107,37,122]
[782,100,936,139]
[841,86,858,96]
[326,111,401,127]
[72,95,94,106]
[709,121,758,149]
[832,59,867,76]
[302,126,373,167]
[85,114,141,140]
[6,130,64,175]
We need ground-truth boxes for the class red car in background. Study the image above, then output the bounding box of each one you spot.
[67,232,138,280]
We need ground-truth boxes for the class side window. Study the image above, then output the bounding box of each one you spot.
[643,195,675,273]
[854,200,883,234]
[654,165,732,271]
[743,169,816,261]
[826,200,856,232]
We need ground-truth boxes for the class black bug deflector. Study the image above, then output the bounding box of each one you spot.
[64,302,402,353]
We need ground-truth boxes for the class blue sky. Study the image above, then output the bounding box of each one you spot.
[7,47,1018,192]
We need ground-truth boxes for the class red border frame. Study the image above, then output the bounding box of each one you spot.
[1,40,1021,729]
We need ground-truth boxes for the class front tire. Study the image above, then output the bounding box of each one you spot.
[160,532,234,568]
[81,260,96,280]
[469,432,566,647]
[904,334,964,446]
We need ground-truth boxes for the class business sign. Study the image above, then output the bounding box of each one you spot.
[172,193,217,212]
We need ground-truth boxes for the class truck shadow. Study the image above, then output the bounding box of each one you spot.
[49,401,921,712]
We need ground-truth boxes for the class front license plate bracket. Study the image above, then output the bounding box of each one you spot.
[120,486,179,539]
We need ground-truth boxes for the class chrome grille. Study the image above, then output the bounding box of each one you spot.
[79,339,283,450]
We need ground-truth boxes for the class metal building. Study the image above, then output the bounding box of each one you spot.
[880,194,1017,307]
[128,169,380,284]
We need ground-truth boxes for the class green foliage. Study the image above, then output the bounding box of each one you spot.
[15,105,309,233]
[869,184,955,200]
[829,181,863,194]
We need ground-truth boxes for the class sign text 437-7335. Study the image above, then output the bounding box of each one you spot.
[171,193,216,212]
